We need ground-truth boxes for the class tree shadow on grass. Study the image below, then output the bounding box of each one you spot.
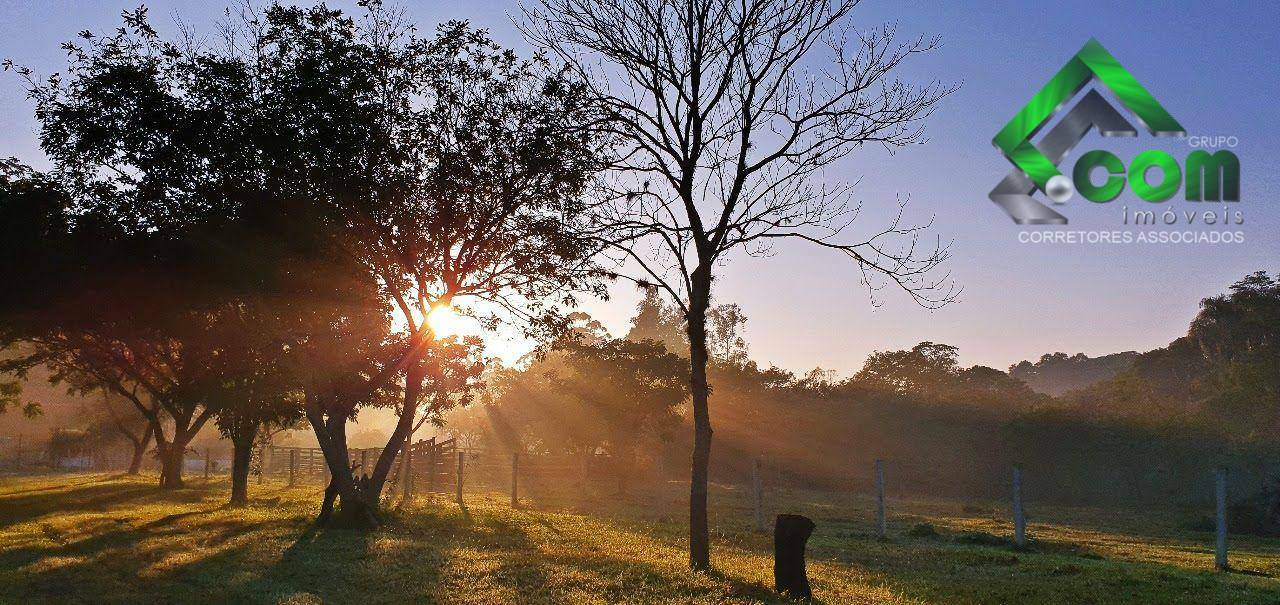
[239,523,443,604]
[3,486,803,605]
[1,509,270,603]
[0,482,161,530]
[463,511,794,605]
[509,507,564,537]
[0,474,119,496]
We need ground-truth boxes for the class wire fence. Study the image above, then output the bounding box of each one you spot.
[1,435,1269,571]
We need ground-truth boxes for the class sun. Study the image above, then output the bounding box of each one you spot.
[426,303,464,338]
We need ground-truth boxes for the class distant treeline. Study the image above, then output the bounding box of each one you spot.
[450,271,1280,506]
[1009,351,1139,397]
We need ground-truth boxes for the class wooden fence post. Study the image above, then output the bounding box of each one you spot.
[1216,468,1229,571]
[393,448,403,488]
[875,459,887,539]
[511,451,520,508]
[1012,466,1026,548]
[204,448,211,480]
[258,444,267,485]
[455,450,466,509]
[752,457,764,533]
[427,447,436,503]
[288,449,298,487]
[403,438,414,500]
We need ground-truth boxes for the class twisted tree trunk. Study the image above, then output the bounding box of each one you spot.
[308,404,378,529]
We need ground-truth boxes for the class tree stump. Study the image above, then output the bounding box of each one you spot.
[774,514,816,599]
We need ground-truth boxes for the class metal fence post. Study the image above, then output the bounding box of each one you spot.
[875,459,887,539]
[1216,468,1229,571]
[752,458,764,533]
[511,451,520,508]
[1013,466,1026,548]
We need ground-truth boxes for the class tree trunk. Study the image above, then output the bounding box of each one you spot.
[774,514,816,599]
[229,428,256,506]
[307,406,378,529]
[158,443,185,489]
[158,424,208,489]
[369,366,424,501]
[153,406,214,490]
[126,423,155,475]
[686,268,713,571]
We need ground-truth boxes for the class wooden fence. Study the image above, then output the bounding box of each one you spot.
[264,437,460,490]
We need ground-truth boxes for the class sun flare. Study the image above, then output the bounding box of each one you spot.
[426,303,463,338]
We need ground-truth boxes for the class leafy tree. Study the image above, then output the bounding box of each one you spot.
[853,342,960,397]
[706,304,750,367]
[462,316,687,493]
[0,162,68,422]
[555,336,688,493]
[850,342,1041,410]
[956,365,1041,411]
[524,0,957,569]
[1061,271,1278,435]
[0,380,39,418]
[1189,270,1280,435]
[209,336,302,506]
[0,157,215,487]
[226,4,610,526]
[5,7,394,497]
[51,370,156,475]
[627,288,750,367]
[626,289,687,353]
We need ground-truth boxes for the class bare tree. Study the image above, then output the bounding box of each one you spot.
[523,0,958,569]
[93,388,155,475]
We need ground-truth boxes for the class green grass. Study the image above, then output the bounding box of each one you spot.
[0,473,1277,604]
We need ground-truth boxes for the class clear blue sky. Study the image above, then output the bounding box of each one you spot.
[1,0,1276,375]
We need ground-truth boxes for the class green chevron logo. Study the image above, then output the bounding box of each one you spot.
[988,39,1239,225]
[994,39,1185,192]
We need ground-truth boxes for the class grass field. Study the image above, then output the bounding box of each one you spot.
[0,473,1277,604]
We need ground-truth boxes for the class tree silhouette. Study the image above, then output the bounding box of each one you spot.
[524,0,957,568]
[225,4,612,525]
[0,158,220,488]
[4,6,392,495]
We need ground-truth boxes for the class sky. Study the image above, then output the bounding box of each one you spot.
[1,0,1276,377]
